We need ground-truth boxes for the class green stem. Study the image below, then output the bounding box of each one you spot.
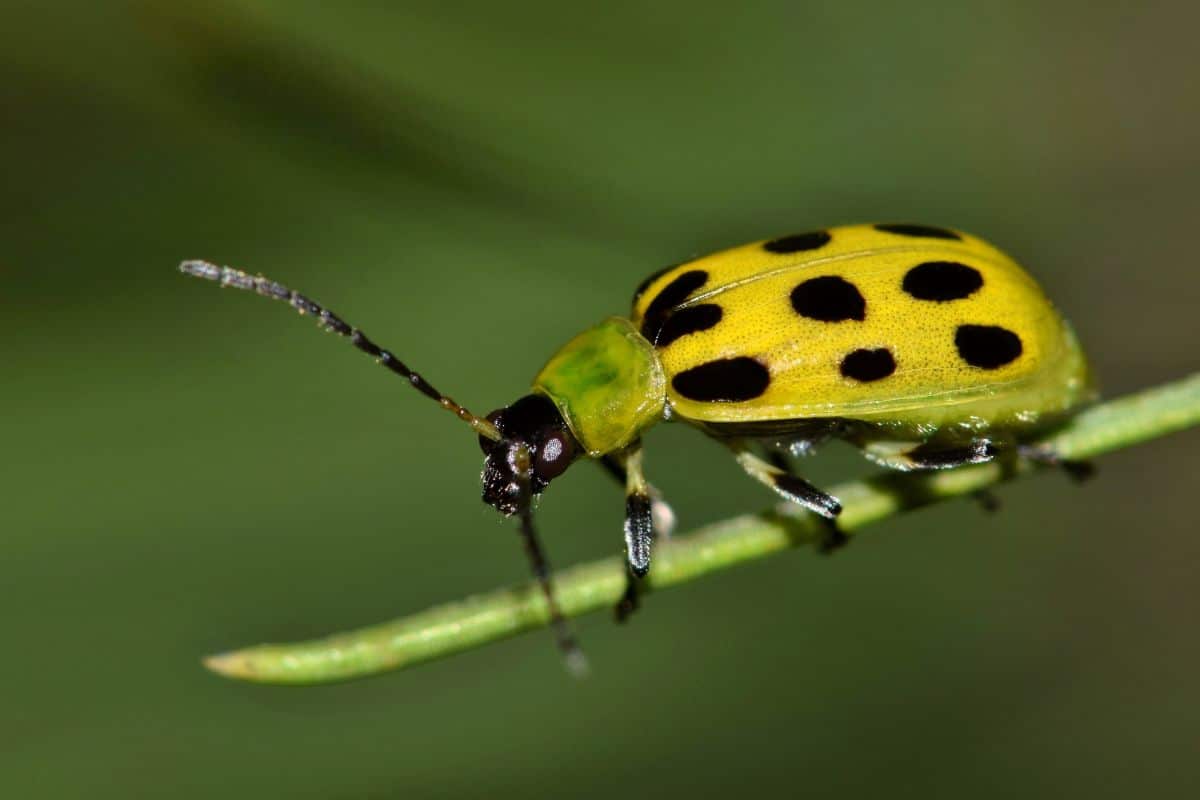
[205,372,1200,684]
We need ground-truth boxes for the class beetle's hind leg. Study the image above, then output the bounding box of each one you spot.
[732,446,847,553]
[860,437,1092,514]
[862,438,1000,471]
[861,438,1005,513]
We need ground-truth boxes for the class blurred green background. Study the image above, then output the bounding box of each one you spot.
[3,1,1198,797]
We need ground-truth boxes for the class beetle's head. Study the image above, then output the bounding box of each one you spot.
[479,394,581,516]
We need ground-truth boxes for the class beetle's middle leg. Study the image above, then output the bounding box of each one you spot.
[731,444,847,552]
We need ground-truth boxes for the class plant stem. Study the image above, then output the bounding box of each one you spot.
[205,372,1200,684]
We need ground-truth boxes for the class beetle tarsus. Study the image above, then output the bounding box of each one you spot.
[972,489,1003,513]
[1018,444,1096,482]
[614,570,642,623]
[817,517,850,554]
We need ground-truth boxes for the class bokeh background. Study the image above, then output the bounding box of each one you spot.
[4,1,1198,797]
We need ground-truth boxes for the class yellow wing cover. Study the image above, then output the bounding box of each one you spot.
[631,224,1092,430]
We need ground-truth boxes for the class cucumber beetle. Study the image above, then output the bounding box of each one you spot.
[181,222,1094,672]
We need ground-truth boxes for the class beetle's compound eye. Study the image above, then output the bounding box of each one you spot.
[535,430,575,482]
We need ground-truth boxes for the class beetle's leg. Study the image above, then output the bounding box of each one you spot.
[1017,443,1096,482]
[863,439,1007,513]
[513,445,588,676]
[860,438,999,471]
[599,455,676,538]
[862,439,1016,515]
[734,447,842,518]
[763,447,792,473]
[907,439,1000,469]
[599,454,625,483]
[613,443,655,622]
[732,446,847,552]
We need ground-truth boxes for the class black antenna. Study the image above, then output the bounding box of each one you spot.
[513,443,589,676]
[179,260,501,441]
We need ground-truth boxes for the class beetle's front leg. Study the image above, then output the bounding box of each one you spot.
[599,454,676,538]
[608,443,656,622]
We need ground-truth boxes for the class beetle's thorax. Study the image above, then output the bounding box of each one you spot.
[531,317,666,457]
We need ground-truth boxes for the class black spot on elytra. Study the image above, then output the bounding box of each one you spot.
[764,230,831,254]
[874,223,962,241]
[632,264,678,305]
[840,348,896,382]
[902,261,983,301]
[672,357,770,402]
[639,270,708,340]
[643,271,705,343]
[644,270,707,315]
[652,304,723,347]
[790,276,866,322]
[955,324,1022,369]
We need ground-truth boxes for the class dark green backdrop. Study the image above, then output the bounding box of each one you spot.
[4,2,1198,797]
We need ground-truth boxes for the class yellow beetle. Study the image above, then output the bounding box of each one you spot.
[181,222,1094,671]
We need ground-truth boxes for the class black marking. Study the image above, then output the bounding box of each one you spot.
[624,493,653,578]
[902,261,983,301]
[1062,460,1096,482]
[615,583,639,622]
[700,416,854,440]
[764,230,831,254]
[818,518,850,554]
[907,439,997,469]
[973,489,1002,513]
[764,449,792,473]
[955,324,1023,369]
[632,264,677,304]
[652,303,723,347]
[839,348,896,382]
[598,454,627,484]
[643,270,707,316]
[672,357,770,403]
[772,473,842,518]
[639,270,708,340]
[874,223,962,240]
[790,276,866,322]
